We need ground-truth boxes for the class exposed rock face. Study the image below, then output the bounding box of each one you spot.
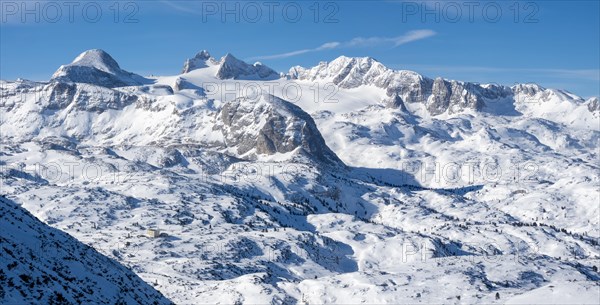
[216,54,279,80]
[0,196,173,305]
[586,97,599,112]
[216,94,342,166]
[43,82,140,112]
[383,94,408,111]
[393,76,434,105]
[174,77,205,94]
[427,77,451,115]
[157,148,186,167]
[51,49,150,88]
[512,83,545,96]
[428,79,484,115]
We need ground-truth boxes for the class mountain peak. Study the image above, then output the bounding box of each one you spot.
[215,53,279,80]
[182,50,279,79]
[511,83,546,95]
[181,50,216,73]
[331,55,379,64]
[71,49,121,73]
[195,50,211,60]
[288,54,393,88]
[221,52,237,62]
[51,49,149,88]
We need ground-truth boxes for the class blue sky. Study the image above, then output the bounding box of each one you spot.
[1,0,599,97]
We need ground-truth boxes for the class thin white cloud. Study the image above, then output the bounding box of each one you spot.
[256,42,341,60]
[159,0,200,14]
[347,30,437,47]
[393,29,437,46]
[249,30,436,60]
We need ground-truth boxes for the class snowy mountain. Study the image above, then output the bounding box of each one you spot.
[216,53,280,80]
[182,50,279,80]
[51,49,151,88]
[1,49,599,304]
[0,196,173,305]
[288,56,597,118]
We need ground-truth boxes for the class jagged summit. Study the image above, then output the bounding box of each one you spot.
[195,50,211,60]
[288,55,423,89]
[290,55,585,115]
[51,49,150,88]
[181,50,216,73]
[511,83,546,95]
[181,50,280,80]
[216,53,279,80]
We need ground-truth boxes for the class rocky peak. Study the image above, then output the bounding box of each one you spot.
[215,53,279,80]
[289,56,503,115]
[288,56,390,88]
[195,50,211,60]
[511,83,545,96]
[181,50,217,73]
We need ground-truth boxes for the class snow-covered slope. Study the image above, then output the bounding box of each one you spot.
[0,196,173,304]
[1,49,598,304]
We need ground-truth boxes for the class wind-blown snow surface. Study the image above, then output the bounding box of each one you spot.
[1,49,599,304]
[0,196,172,304]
